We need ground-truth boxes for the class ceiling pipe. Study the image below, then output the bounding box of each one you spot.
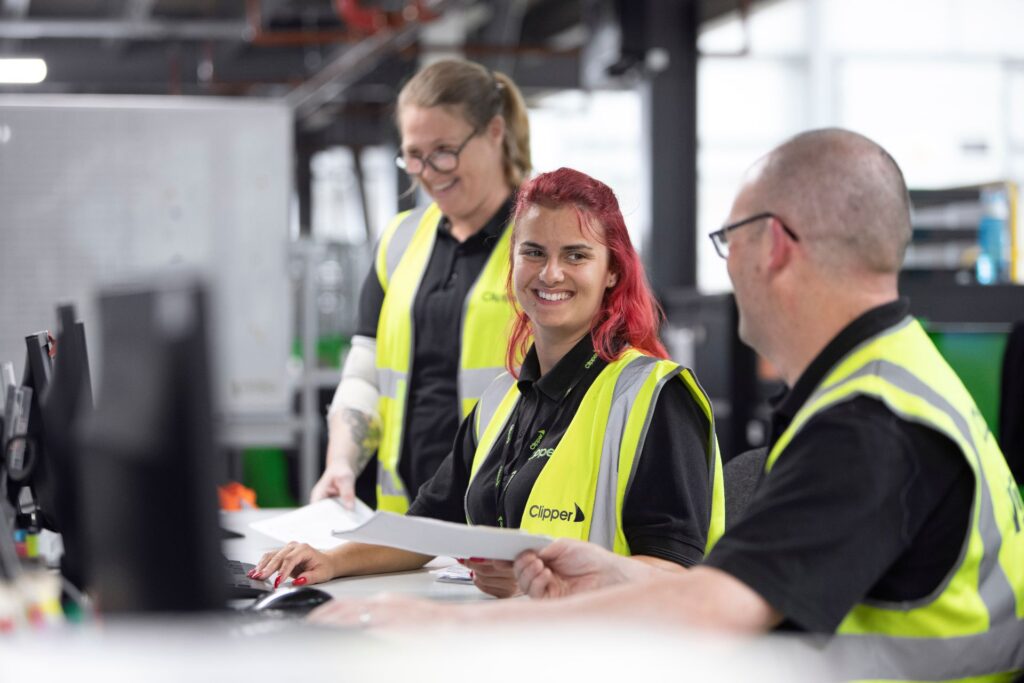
[415,42,580,58]
[0,19,247,41]
[240,0,440,48]
[246,0,362,46]
[287,0,450,124]
[335,0,384,34]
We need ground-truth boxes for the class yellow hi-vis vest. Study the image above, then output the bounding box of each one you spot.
[766,317,1024,682]
[468,348,726,555]
[373,203,516,513]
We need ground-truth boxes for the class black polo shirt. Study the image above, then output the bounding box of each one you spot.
[408,336,715,567]
[356,198,514,498]
[705,299,973,632]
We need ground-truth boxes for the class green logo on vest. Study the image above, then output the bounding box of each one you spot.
[528,503,586,523]
[529,429,546,450]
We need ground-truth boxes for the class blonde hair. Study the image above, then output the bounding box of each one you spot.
[397,59,531,187]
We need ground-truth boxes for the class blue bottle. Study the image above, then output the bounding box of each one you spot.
[976,187,1008,285]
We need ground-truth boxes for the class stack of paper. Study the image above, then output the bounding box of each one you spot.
[332,512,552,561]
[249,498,374,550]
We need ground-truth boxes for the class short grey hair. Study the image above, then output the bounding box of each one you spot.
[754,128,912,274]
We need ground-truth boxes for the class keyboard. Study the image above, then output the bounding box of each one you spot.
[224,559,273,600]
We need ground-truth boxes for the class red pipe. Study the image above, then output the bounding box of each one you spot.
[244,0,438,47]
[336,0,384,34]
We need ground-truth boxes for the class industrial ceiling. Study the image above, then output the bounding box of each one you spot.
[0,0,750,136]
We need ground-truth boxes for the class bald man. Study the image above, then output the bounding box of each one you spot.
[311,130,1024,679]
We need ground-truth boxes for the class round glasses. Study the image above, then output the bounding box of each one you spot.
[395,127,478,176]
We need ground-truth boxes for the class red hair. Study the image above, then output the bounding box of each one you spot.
[505,167,668,376]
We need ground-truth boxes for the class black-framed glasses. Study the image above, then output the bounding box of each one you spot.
[708,211,799,259]
[396,127,478,176]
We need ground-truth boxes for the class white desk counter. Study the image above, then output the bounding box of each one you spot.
[0,510,836,683]
[221,508,490,602]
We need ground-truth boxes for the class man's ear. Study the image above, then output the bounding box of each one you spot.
[766,217,794,271]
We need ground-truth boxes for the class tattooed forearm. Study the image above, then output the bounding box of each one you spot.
[343,408,380,472]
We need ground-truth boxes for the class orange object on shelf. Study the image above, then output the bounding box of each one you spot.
[218,482,258,511]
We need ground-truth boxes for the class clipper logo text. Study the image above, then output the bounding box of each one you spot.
[528,503,586,523]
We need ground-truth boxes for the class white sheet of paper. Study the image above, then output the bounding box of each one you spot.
[432,564,473,584]
[249,498,374,550]
[331,512,552,561]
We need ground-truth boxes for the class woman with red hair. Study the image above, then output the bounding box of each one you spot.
[254,168,724,599]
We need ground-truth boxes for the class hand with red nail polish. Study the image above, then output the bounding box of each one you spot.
[250,541,338,589]
[293,576,308,586]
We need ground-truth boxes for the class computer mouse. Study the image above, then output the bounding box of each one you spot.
[250,585,333,614]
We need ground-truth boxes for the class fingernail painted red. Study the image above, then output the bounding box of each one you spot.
[470,571,475,579]
[274,575,282,589]
[469,557,485,563]
[293,577,307,586]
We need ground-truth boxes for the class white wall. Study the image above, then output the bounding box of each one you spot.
[697,0,1024,290]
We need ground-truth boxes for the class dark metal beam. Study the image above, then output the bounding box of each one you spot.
[2,41,313,91]
[0,19,248,41]
[644,0,699,293]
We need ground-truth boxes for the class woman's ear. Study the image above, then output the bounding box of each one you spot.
[487,115,506,144]
[607,271,618,289]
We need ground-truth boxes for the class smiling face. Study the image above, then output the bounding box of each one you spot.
[398,104,508,228]
[513,203,618,353]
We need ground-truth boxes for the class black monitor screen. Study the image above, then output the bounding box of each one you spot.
[4,332,52,515]
[77,273,226,612]
[38,305,94,590]
[4,307,95,592]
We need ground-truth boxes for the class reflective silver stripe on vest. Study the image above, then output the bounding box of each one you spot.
[678,369,718,486]
[466,373,517,523]
[459,366,506,407]
[799,357,1024,676]
[823,618,1024,680]
[384,206,429,284]
[588,356,662,551]
[377,368,405,400]
[474,373,517,444]
[377,458,406,498]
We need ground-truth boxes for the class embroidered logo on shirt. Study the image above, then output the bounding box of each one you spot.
[528,503,586,523]
[529,448,555,460]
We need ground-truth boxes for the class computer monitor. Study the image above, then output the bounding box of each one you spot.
[37,305,94,591]
[2,306,95,591]
[77,273,226,612]
[4,331,52,516]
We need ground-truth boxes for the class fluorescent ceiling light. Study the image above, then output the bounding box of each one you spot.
[0,58,47,84]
